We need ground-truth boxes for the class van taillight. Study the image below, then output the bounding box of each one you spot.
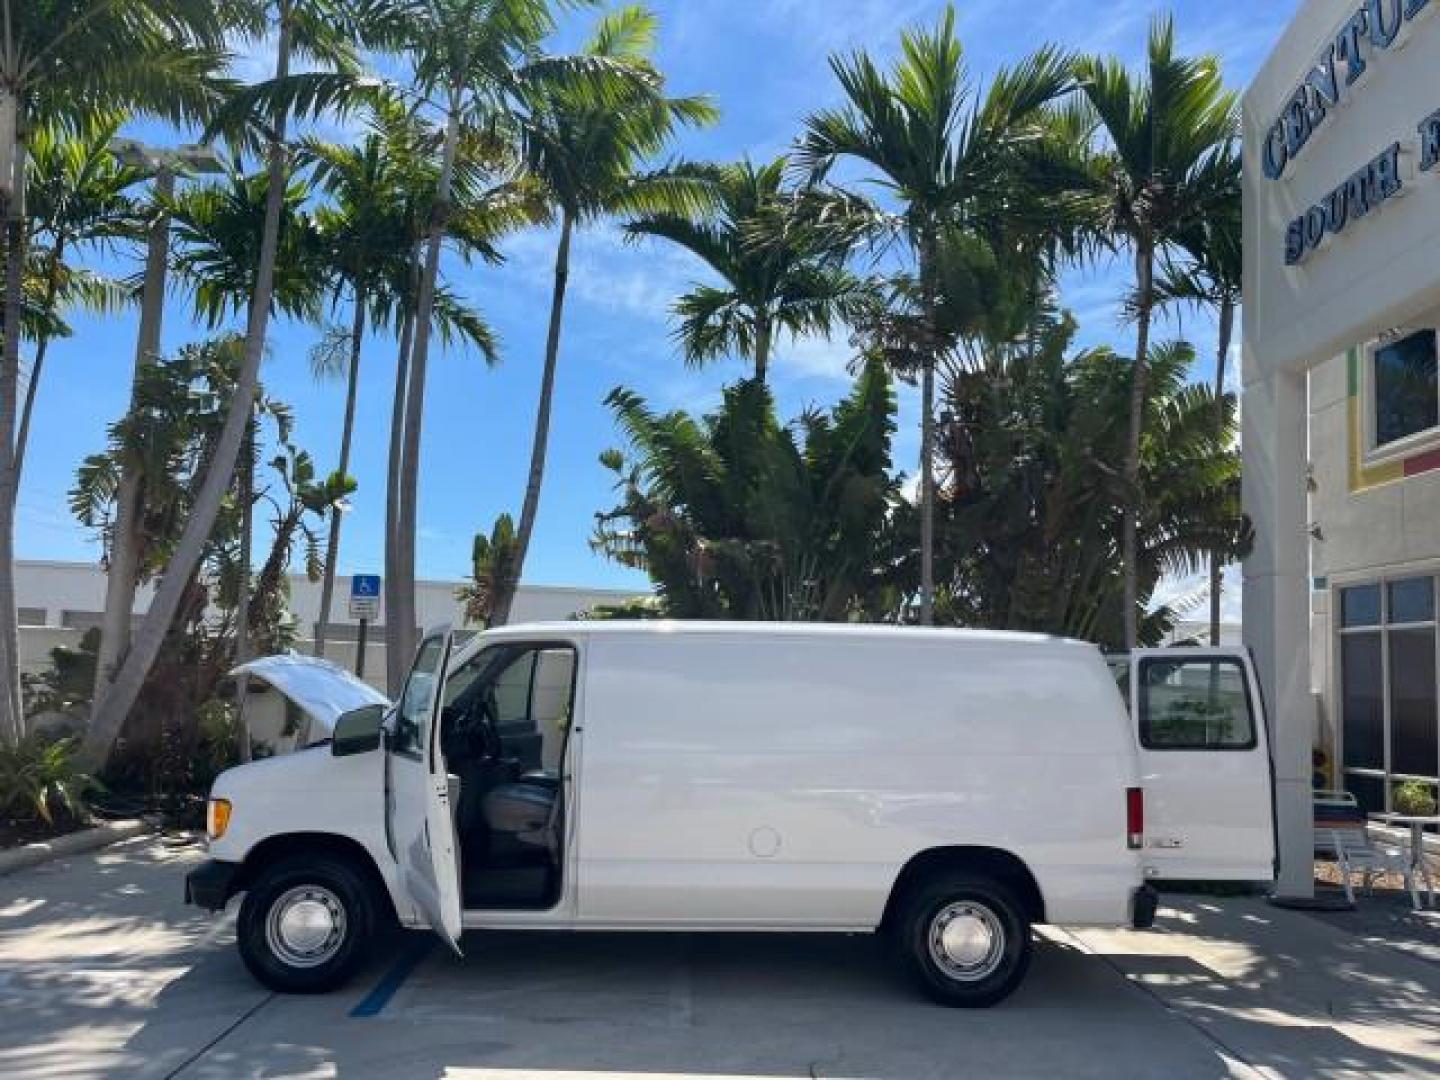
[1126,787,1144,850]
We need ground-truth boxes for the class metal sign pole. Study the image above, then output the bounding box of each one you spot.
[349,574,381,683]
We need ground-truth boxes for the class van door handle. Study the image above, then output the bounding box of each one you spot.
[1149,837,1183,849]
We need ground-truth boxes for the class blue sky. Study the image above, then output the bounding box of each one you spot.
[22,0,1298,596]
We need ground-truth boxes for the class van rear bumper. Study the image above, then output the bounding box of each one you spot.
[185,859,240,911]
[1130,884,1159,929]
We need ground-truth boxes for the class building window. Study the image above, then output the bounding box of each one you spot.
[1338,576,1439,814]
[1371,329,1438,450]
[60,610,104,630]
[18,607,46,627]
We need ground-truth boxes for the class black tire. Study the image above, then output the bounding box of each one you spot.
[237,854,378,993]
[892,871,1032,1007]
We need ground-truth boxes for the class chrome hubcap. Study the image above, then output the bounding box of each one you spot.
[266,885,346,968]
[928,900,1005,982]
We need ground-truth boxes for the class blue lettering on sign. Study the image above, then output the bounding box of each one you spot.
[1285,142,1404,265]
[1420,108,1440,171]
[1265,0,1433,180]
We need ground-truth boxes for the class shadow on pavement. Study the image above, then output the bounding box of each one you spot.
[7,840,1440,1079]
[147,929,1253,1080]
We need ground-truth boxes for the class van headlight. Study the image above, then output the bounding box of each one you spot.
[207,798,232,840]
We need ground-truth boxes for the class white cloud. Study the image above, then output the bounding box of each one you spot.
[773,333,856,384]
[503,224,711,326]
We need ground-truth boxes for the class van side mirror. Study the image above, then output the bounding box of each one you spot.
[332,704,386,756]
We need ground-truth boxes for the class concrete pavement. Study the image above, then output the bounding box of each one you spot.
[1,837,1438,1078]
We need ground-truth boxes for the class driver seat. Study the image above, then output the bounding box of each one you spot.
[482,773,561,860]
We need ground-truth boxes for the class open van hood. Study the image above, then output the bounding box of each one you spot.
[231,653,389,735]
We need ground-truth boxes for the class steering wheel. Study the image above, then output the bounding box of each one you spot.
[472,690,504,760]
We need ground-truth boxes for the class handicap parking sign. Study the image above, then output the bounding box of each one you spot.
[349,574,381,620]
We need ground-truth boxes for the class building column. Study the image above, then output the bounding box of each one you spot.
[1242,365,1314,900]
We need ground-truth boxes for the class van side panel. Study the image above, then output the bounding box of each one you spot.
[576,634,1140,929]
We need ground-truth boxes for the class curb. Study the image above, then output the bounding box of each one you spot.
[0,818,153,877]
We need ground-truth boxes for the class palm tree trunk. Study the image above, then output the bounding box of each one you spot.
[1208,293,1235,646]
[753,313,772,384]
[384,296,414,694]
[1122,237,1155,650]
[90,168,173,721]
[491,212,574,627]
[233,411,255,763]
[0,138,27,742]
[314,290,365,658]
[393,87,463,673]
[918,228,939,626]
[15,335,48,489]
[80,10,294,771]
[14,237,65,488]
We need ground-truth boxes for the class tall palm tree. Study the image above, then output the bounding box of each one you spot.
[83,0,387,770]
[626,157,866,383]
[84,159,325,724]
[486,4,717,626]
[304,106,520,659]
[1073,16,1238,648]
[1157,162,1240,645]
[390,0,639,673]
[0,0,228,745]
[797,5,1072,624]
[18,115,139,486]
[302,107,412,660]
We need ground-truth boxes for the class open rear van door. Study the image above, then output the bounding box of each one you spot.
[385,627,463,952]
[1129,648,1276,882]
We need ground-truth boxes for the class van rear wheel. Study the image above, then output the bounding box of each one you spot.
[894,872,1031,1007]
[237,855,377,993]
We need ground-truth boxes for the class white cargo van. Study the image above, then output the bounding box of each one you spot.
[185,623,1274,1007]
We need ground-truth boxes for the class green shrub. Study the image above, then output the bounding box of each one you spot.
[0,734,99,826]
[1393,780,1438,817]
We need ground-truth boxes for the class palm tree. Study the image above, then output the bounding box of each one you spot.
[458,513,519,627]
[935,312,1248,646]
[17,115,138,486]
[84,158,326,726]
[1073,16,1238,648]
[1157,165,1241,645]
[0,0,229,745]
[593,360,903,621]
[626,157,866,383]
[485,4,717,627]
[389,0,638,674]
[797,5,1072,625]
[82,0,386,770]
[302,97,530,660]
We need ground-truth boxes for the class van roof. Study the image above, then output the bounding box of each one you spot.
[472,620,1093,651]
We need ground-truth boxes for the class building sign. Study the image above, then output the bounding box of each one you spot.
[1263,0,1433,181]
[1284,109,1440,264]
[1267,0,1438,266]
[1285,142,1403,264]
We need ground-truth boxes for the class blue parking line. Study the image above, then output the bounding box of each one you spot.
[350,939,432,1018]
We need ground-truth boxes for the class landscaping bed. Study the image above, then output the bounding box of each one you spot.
[0,814,87,850]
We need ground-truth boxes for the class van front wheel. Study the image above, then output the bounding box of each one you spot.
[237,855,377,993]
[894,872,1032,1007]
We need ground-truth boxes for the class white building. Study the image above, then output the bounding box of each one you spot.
[13,559,642,691]
[1244,0,1440,896]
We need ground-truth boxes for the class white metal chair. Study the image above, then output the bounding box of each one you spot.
[1329,822,1429,907]
[1312,790,1358,862]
